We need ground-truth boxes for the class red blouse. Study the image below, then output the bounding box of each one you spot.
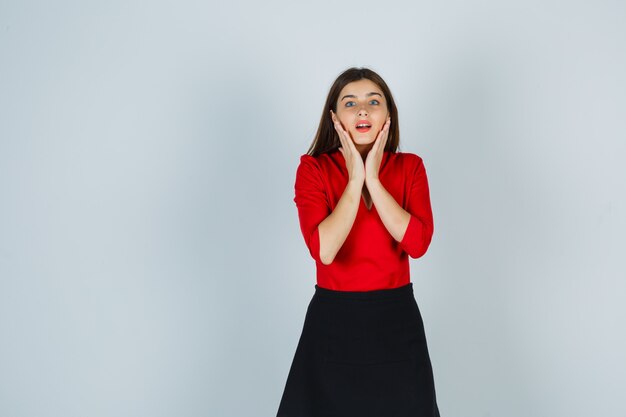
[293,149,434,291]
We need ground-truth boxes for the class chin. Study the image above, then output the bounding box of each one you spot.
[352,132,376,144]
[354,137,376,146]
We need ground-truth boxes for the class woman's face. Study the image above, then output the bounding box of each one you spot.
[334,78,390,152]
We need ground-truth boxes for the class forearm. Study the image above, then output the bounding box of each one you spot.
[317,179,362,265]
[366,178,411,242]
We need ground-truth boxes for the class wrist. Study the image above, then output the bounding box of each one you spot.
[348,177,365,187]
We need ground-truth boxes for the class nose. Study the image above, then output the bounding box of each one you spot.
[357,107,368,116]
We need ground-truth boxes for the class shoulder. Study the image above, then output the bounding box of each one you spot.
[299,153,320,164]
[297,153,322,171]
[295,153,326,185]
[298,150,341,171]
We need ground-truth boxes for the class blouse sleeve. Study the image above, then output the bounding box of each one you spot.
[293,155,330,263]
[398,155,434,259]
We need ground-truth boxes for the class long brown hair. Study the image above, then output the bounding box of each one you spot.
[306,67,401,157]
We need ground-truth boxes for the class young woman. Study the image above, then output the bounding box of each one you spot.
[276,67,440,416]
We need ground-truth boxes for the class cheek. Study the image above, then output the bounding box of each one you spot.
[372,106,388,115]
[338,115,353,127]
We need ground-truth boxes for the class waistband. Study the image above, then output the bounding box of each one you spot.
[314,282,413,301]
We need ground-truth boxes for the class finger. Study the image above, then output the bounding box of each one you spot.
[341,127,358,152]
[337,126,350,153]
[375,130,388,154]
[380,119,390,136]
[380,132,389,152]
[380,135,388,152]
[379,120,390,147]
[331,116,359,156]
[337,125,356,154]
[381,123,388,139]
[336,127,355,161]
[371,133,380,153]
[373,126,385,151]
[332,118,346,145]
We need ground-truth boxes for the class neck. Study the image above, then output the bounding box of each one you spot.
[354,143,374,160]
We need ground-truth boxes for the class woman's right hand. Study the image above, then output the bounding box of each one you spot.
[330,110,365,184]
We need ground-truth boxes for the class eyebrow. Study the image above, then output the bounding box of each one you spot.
[340,92,383,101]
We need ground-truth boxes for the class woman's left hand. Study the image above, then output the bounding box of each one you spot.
[365,115,391,184]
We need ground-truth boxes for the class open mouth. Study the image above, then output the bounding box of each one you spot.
[355,121,372,133]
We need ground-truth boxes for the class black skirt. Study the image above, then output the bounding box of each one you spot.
[276,282,441,417]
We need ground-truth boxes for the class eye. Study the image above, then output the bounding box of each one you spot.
[345,99,379,107]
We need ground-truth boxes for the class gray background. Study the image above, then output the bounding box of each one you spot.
[1,1,625,416]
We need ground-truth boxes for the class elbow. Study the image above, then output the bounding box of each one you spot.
[407,244,429,259]
[402,218,433,259]
[316,222,336,265]
[409,228,433,259]
[305,226,334,265]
